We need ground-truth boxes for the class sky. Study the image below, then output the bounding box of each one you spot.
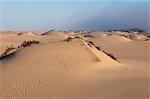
[0,0,149,31]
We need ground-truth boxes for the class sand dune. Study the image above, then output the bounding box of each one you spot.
[1,39,117,98]
[41,30,65,36]
[0,31,67,55]
[81,40,119,65]
[0,31,17,36]
[128,34,148,41]
[88,32,131,42]
[41,31,68,41]
[0,34,42,55]
[0,31,149,98]
[17,32,38,36]
[108,35,132,42]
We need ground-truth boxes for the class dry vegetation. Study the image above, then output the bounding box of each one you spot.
[102,50,118,61]
[87,40,118,61]
[84,34,93,38]
[64,36,81,42]
[64,37,73,42]
[2,45,15,55]
[0,40,40,60]
[0,45,16,59]
[87,41,101,51]
[87,41,95,46]
[19,40,40,48]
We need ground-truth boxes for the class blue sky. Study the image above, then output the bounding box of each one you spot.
[0,0,149,31]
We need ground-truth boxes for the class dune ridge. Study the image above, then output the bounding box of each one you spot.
[80,39,119,65]
[0,39,105,98]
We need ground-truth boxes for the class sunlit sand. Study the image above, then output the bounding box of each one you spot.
[0,30,149,98]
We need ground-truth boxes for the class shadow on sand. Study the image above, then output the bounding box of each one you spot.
[0,51,16,60]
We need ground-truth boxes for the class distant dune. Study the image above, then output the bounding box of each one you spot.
[0,31,17,36]
[17,32,38,36]
[106,34,132,42]
[0,30,149,98]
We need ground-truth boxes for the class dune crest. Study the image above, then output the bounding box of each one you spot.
[81,39,120,65]
[41,30,65,36]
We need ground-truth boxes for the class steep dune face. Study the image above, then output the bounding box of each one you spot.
[81,40,119,65]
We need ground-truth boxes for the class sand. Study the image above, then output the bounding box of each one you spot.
[0,31,149,99]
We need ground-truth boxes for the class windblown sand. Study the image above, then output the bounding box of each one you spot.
[0,31,149,99]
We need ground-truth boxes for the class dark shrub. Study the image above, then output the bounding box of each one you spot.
[102,51,107,54]
[107,53,117,60]
[120,34,127,38]
[107,34,112,36]
[87,41,101,50]
[84,35,93,38]
[102,51,117,61]
[64,37,73,42]
[2,45,15,56]
[75,36,80,39]
[21,40,40,47]
[95,46,101,50]
[87,41,95,46]
[87,43,92,47]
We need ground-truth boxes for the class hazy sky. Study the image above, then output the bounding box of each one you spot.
[0,0,149,31]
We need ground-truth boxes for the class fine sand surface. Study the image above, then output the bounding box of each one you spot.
[0,31,66,55]
[0,31,149,99]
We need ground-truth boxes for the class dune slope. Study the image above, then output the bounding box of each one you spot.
[0,37,149,99]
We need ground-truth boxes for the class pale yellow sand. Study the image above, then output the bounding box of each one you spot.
[0,31,66,55]
[0,31,149,99]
